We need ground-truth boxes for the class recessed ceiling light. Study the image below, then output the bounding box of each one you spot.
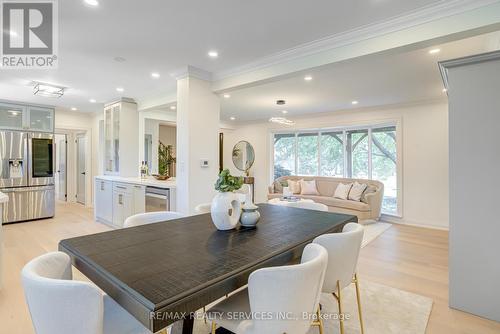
[223,94,231,99]
[281,110,288,114]
[304,75,313,81]
[429,48,441,54]
[230,117,236,121]
[351,100,359,105]
[151,72,160,79]
[116,87,124,92]
[89,99,96,103]
[170,105,176,110]
[208,50,219,58]
[84,0,99,6]
[71,107,77,111]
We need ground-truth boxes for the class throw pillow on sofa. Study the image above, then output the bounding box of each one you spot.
[273,180,288,193]
[348,182,368,201]
[334,183,352,200]
[287,179,302,194]
[361,185,377,203]
[300,179,319,195]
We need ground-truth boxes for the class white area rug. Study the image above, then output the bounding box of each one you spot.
[192,280,433,334]
[361,222,392,248]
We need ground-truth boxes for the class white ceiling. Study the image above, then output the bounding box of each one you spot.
[0,0,450,112]
[220,31,500,122]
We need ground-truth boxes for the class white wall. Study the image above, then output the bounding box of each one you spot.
[223,101,449,229]
[159,125,176,147]
[446,54,500,322]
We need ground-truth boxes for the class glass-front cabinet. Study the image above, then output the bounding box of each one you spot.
[0,102,54,132]
[0,102,26,130]
[104,102,121,174]
[29,107,54,132]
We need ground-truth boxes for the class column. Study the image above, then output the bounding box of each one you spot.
[175,66,220,214]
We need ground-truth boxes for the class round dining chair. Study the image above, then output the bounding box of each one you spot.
[123,211,185,228]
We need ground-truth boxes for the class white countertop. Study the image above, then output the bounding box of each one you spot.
[95,175,176,189]
[0,192,8,204]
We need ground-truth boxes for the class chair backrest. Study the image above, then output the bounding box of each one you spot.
[123,211,185,228]
[194,203,211,214]
[313,222,364,292]
[242,243,328,334]
[21,252,103,334]
[288,201,328,212]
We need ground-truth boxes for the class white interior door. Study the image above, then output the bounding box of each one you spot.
[76,135,86,205]
[57,137,67,201]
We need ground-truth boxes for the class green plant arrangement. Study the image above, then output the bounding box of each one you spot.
[158,142,176,176]
[215,169,243,192]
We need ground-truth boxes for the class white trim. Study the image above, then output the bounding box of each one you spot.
[171,65,213,81]
[213,0,500,81]
[382,215,449,231]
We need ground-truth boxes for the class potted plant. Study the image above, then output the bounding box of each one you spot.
[154,142,175,180]
[211,169,244,230]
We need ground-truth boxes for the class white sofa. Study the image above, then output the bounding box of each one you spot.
[268,176,384,221]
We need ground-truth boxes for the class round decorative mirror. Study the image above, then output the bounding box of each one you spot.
[232,141,255,175]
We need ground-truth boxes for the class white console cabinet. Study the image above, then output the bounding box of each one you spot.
[94,176,175,229]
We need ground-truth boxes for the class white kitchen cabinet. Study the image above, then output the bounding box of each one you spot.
[94,179,113,225]
[0,102,54,132]
[103,99,138,176]
[132,184,145,214]
[112,189,133,228]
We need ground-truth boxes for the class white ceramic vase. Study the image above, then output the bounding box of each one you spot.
[211,192,242,230]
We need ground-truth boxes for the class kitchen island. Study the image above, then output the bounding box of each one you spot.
[0,192,8,288]
[94,176,176,228]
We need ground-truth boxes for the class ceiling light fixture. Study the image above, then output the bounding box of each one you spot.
[304,75,313,81]
[230,117,236,121]
[276,99,286,105]
[223,94,231,99]
[429,48,441,54]
[116,87,124,92]
[170,105,176,110]
[33,82,65,98]
[269,117,295,126]
[89,99,96,103]
[84,0,99,6]
[281,110,288,114]
[71,107,77,111]
[351,100,359,105]
[151,72,160,79]
[208,50,219,58]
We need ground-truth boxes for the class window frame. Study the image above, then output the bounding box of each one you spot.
[270,120,402,217]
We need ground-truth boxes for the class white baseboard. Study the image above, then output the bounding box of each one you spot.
[381,215,449,231]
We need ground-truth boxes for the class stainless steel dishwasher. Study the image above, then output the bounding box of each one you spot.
[145,186,170,212]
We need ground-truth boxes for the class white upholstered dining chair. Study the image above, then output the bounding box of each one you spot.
[21,251,153,334]
[288,201,329,212]
[313,222,365,334]
[206,243,328,334]
[123,211,185,228]
[194,203,211,214]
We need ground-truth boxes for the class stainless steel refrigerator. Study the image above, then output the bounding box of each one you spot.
[0,131,55,224]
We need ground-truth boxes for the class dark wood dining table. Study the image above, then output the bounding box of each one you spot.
[59,203,357,333]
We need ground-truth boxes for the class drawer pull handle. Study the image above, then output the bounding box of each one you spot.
[116,186,127,190]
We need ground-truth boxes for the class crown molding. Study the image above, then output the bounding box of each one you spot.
[439,49,500,90]
[213,0,500,82]
[171,65,212,81]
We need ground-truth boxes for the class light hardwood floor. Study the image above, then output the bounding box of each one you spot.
[1,201,500,334]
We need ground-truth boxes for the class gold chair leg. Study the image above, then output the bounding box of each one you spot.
[316,307,325,334]
[336,280,345,334]
[354,273,365,334]
[211,321,217,334]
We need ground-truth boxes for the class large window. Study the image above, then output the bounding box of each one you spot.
[272,124,399,215]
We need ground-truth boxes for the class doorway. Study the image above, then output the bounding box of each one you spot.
[76,134,86,205]
[54,134,67,201]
